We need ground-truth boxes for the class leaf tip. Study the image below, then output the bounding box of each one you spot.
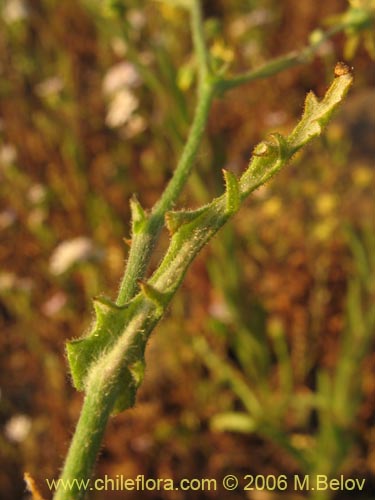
[138,280,167,308]
[93,296,128,320]
[165,211,178,235]
[130,195,147,233]
[165,208,206,235]
[334,61,352,78]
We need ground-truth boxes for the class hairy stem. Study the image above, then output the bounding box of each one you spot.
[53,380,119,500]
[53,307,152,500]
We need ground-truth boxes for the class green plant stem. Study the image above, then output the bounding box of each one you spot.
[54,299,155,500]
[116,81,214,305]
[116,0,211,305]
[189,0,210,83]
[217,24,346,93]
[53,379,119,500]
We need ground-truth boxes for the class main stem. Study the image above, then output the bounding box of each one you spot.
[51,80,215,500]
[53,372,122,500]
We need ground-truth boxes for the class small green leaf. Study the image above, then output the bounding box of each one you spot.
[93,296,128,328]
[222,169,240,215]
[94,295,128,311]
[252,141,270,157]
[241,69,353,195]
[165,207,207,234]
[130,195,147,234]
[66,301,132,390]
[129,359,145,387]
[139,280,169,309]
[288,70,353,151]
[269,132,290,163]
[111,369,137,415]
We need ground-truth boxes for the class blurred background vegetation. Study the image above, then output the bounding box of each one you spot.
[0,0,374,499]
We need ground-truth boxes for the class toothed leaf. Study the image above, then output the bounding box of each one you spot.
[139,280,171,309]
[241,71,353,195]
[165,206,208,234]
[67,295,133,390]
[288,72,353,151]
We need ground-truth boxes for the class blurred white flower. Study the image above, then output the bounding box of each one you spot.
[42,292,67,316]
[0,272,17,290]
[27,208,46,228]
[0,272,33,292]
[0,144,17,166]
[0,209,16,229]
[35,76,64,98]
[103,61,141,95]
[4,414,31,443]
[2,0,28,23]
[122,114,147,138]
[139,51,153,66]
[28,183,47,204]
[264,110,287,127]
[127,9,146,30]
[229,9,273,37]
[105,89,139,128]
[49,237,101,275]
[209,298,232,323]
[110,37,128,57]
